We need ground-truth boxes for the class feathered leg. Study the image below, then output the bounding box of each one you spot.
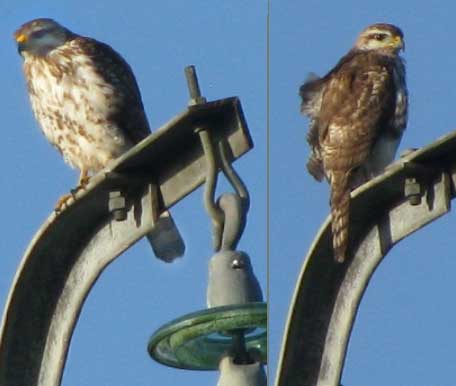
[77,168,90,187]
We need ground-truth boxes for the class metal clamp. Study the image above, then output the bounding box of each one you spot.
[185,65,250,252]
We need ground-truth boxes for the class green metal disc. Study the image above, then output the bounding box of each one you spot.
[148,302,267,370]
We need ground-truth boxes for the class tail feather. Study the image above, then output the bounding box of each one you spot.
[329,172,351,263]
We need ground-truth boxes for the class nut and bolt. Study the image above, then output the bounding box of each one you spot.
[108,191,127,221]
[404,177,421,206]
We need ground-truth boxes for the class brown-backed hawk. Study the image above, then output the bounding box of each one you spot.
[14,18,184,262]
[300,23,408,262]
[14,18,149,193]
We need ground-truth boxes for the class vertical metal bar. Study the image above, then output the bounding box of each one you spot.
[185,65,207,105]
[230,330,250,364]
[185,66,202,100]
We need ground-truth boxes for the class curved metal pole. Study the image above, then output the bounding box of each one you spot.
[0,183,158,386]
[275,131,456,386]
[0,94,253,386]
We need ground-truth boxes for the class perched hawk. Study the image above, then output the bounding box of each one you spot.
[15,18,184,262]
[300,23,408,263]
[14,18,150,194]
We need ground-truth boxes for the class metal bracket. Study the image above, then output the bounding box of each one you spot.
[275,130,456,386]
[0,82,253,386]
[0,183,158,386]
[185,66,251,253]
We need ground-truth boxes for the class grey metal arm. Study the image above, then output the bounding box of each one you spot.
[0,97,252,386]
[276,131,456,386]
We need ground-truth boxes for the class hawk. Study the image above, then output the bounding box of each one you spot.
[300,23,408,263]
[14,18,183,262]
[14,18,150,197]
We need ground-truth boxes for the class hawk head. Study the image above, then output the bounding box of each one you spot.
[14,18,73,57]
[354,23,404,54]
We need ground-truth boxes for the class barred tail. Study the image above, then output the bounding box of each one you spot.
[329,171,351,263]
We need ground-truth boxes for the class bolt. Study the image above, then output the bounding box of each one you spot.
[185,65,207,106]
[404,177,421,205]
[230,330,252,365]
[109,191,127,221]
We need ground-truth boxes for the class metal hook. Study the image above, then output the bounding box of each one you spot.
[218,141,250,213]
[185,65,250,252]
[198,129,225,250]
[185,65,224,250]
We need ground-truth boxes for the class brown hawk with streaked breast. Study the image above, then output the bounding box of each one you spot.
[14,18,184,262]
[14,18,150,195]
[300,23,408,263]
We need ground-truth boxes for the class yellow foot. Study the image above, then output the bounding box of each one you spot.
[78,175,91,187]
[55,171,91,214]
[55,179,90,213]
[54,193,73,213]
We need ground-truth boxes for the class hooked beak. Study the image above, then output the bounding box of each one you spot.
[393,35,405,52]
[15,33,27,43]
[14,32,28,56]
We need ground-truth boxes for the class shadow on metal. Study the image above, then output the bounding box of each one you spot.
[0,97,252,386]
[275,131,456,386]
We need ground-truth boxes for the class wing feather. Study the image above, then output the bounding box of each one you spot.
[71,36,151,144]
[303,50,400,263]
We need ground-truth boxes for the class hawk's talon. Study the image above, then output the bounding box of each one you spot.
[15,19,152,217]
[78,175,90,188]
[69,181,89,198]
[55,181,89,214]
[54,193,73,213]
[300,23,407,263]
[69,188,79,198]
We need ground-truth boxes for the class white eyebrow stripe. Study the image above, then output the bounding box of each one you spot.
[364,28,392,36]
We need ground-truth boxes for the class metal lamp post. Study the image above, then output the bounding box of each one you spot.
[148,66,267,386]
[0,66,265,386]
[275,132,456,386]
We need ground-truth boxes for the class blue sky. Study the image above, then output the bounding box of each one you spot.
[271,1,456,386]
[1,1,456,386]
[0,2,266,386]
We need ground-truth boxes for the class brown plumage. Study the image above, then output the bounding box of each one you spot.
[14,18,184,263]
[300,23,408,262]
[14,18,150,187]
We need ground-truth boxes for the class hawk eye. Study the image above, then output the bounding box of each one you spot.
[373,33,386,41]
[31,29,47,39]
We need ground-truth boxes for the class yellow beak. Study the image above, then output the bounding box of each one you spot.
[393,35,405,51]
[15,33,27,43]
